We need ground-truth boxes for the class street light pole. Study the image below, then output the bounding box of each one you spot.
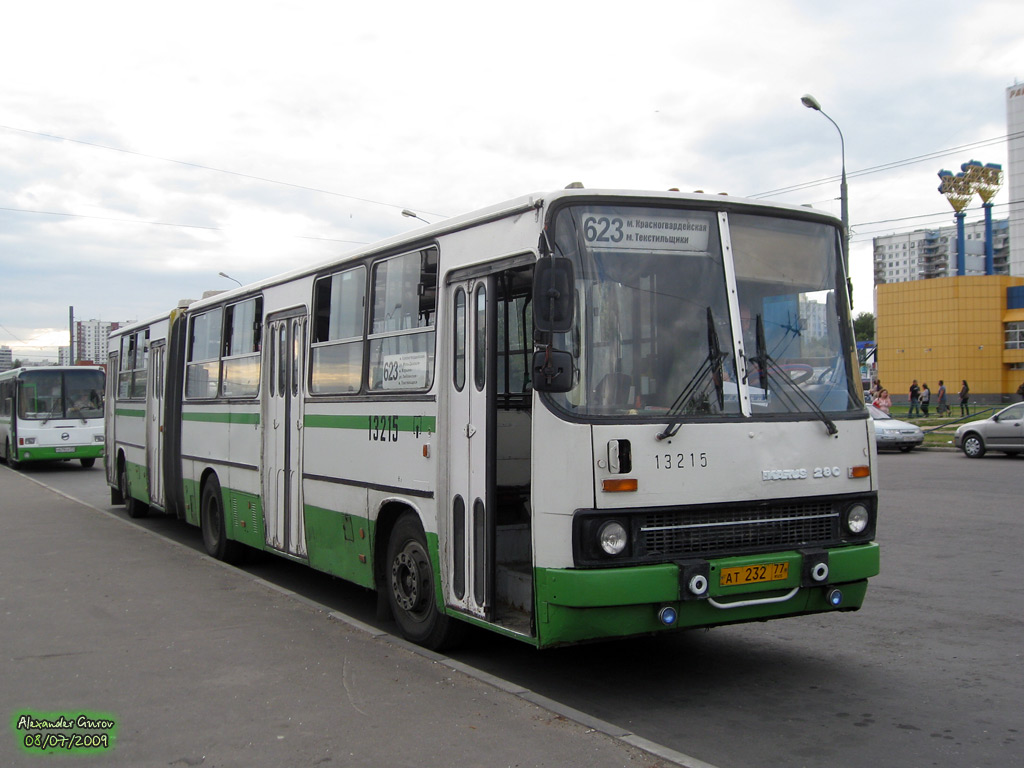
[401,209,430,224]
[218,271,242,288]
[801,94,849,276]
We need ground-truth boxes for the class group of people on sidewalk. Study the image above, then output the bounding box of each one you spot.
[869,378,971,417]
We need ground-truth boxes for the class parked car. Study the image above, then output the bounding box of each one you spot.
[868,404,924,452]
[954,402,1024,458]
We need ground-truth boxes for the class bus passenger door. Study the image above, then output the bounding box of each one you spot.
[105,351,118,489]
[445,278,495,621]
[146,341,165,509]
[263,311,308,559]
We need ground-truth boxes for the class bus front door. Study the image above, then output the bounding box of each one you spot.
[263,311,308,559]
[445,277,495,621]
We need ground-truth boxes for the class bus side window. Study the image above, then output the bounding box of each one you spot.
[311,267,366,394]
[368,248,437,392]
[222,297,262,398]
[186,308,223,399]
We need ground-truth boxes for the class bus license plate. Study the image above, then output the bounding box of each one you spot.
[55,447,75,453]
[720,562,789,587]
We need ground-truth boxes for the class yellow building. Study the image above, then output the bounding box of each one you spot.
[876,275,1024,403]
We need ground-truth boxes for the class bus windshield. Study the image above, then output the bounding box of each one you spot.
[545,203,861,420]
[18,369,105,420]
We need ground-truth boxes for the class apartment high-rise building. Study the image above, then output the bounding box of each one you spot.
[873,218,1009,285]
[74,319,127,364]
[1008,83,1024,277]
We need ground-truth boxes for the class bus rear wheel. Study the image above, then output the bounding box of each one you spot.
[201,477,243,564]
[80,457,96,468]
[385,513,463,651]
[120,462,148,518]
[6,440,20,469]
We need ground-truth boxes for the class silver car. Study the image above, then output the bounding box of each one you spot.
[868,404,924,452]
[954,402,1024,458]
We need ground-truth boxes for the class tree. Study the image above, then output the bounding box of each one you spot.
[853,312,874,343]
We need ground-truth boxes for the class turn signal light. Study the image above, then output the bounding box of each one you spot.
[848,465,870,478]
[602,478,638,493]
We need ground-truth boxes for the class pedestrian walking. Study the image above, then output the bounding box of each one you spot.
[1017,381,1024,401]
[936,380,948,416]
[920,383,931,417]
[908,379,921,417]
[959,380,970,416]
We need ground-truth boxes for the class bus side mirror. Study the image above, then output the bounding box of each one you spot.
[533,258,575,333]
[532,349,575,393]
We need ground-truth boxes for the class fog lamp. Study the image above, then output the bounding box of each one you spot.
[658,605,678,626]
[828,589,844,607]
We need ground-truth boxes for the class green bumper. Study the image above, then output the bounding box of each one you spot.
[534,543,879,647]
[13,444,104,463]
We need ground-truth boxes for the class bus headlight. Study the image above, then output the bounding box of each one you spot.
[845,503,870,535]
[598,521,628,556]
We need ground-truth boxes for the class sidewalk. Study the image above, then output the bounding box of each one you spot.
[0,468,679,768]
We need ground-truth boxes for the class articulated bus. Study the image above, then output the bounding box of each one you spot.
[106,188,879,649]
[0,366,106,468]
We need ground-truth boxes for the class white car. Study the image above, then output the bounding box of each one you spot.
[868,404,924,452]
[954,402,1024,458]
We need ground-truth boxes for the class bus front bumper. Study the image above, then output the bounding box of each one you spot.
[13,444,104,463]
[534,543,879,647]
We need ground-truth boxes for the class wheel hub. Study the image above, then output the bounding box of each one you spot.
[392,549,425,612]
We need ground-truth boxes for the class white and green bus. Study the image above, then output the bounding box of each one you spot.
[1,365,106,468]
[106,188,879,649]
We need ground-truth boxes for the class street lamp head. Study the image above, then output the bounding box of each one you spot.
[800,94,822,111]
[401,209,417,218]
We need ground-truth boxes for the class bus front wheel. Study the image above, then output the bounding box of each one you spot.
[201,477,243,564]
[385,514,463,651]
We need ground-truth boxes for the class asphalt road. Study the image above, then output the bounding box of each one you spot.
[15,449,1024,768]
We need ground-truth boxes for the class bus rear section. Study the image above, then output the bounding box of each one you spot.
[0,367,105,468]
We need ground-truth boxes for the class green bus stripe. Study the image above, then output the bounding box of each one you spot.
[182,411,261,425]
[305,414,436,432]
[115,408,146,418]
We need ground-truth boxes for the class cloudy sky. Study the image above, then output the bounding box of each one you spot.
[2,0,1021,361]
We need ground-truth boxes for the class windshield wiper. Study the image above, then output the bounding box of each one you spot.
[67,402,89,424]
[40,400,65,425]
[758,349,838,436]
[657,307,726,441]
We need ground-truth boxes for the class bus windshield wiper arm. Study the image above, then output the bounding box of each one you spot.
[657,307,725,441]
[760,352,838,436]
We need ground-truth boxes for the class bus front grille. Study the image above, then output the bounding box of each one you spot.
[638,501,840,559]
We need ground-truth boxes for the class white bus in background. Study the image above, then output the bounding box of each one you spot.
[106,187,879,649]
[0,365,105,468]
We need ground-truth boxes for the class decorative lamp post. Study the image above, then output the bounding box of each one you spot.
[961,161,1004,275]
[937,169,975,276]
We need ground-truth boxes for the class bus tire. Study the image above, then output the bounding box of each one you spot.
[80,457,96,468]
[385,513,464,651]
[7,440,20,470]
[120,462,149,518]
[201,477,243,564]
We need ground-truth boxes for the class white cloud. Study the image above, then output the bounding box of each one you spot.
[1,0,1023,355]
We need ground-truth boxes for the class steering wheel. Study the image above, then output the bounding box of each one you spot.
[786,364,815,385]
